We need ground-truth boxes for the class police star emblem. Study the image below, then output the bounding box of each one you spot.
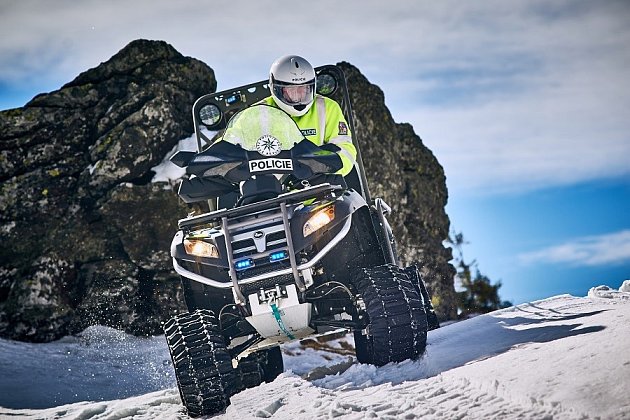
[255,135,282,156]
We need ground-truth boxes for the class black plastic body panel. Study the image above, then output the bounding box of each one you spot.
[314,206,386,286]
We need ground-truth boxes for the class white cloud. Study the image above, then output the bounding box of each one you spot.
[518,230,630,267]
[1,1,629,195]
[389,2,630,196]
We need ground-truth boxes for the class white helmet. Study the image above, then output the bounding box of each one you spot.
[269,55,316,117]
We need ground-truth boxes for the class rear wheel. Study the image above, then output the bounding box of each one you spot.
[238,346,284,389]
[352,264,428,366]
[164,309,241,418]
[403,265,441,331]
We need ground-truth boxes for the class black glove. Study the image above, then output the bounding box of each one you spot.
[307,173,347,189]
[320,143,341,153]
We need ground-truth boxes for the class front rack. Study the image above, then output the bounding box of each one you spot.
[177,183,343,305]
[178,183,341,230]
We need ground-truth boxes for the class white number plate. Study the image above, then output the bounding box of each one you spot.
[249,158,293,173]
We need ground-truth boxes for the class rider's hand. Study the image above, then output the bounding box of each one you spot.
[307,174,347,189]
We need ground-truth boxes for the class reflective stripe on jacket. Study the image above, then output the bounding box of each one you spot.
[262,95,357,176]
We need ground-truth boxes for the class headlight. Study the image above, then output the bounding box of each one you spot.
[183,239,219,258]
[303,206,335,237]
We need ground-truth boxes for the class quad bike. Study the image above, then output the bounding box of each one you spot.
[163,65,439,417]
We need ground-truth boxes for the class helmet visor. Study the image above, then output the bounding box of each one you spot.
[272,79,315,106]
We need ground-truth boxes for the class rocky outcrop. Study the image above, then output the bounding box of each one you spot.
[0,40,456,342]
[0,40,213,341]
[339,63,457,319]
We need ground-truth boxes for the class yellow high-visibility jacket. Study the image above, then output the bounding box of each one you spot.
[262,95,357,176]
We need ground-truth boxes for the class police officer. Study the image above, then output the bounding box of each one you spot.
[262,55,357,177]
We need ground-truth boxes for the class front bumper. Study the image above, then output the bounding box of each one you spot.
[173,214,352,292]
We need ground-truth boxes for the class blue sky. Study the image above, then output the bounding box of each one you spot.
[1,0,628,304]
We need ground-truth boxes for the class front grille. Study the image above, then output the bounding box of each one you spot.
[226,209,289,277]
[265,231,287,252]
[266,230,286,243]
[232,238,256,257]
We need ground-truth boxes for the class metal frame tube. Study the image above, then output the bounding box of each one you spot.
[222,216,246,304]
[280,202,305,292]
[376,198,396,265]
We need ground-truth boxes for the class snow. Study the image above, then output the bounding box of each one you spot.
[1,284,629,419]
[0,327,175,409]
[588,284,630,300]
[150,130,215,184]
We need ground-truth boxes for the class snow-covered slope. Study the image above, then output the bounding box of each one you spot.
[1,283,629,419]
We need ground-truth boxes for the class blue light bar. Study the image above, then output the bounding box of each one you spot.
[269,251,288,262]
[235,258,254,271]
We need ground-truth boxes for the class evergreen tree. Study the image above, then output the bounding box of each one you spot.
[449,232,512,318]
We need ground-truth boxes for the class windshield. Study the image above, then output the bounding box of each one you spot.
[222,104,304,154]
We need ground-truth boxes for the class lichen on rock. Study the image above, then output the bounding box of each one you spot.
[0,39,207,341]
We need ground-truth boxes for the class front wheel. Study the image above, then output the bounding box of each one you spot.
[404,265,441,331]
[164,309,241,418]
[352,264,428,366]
